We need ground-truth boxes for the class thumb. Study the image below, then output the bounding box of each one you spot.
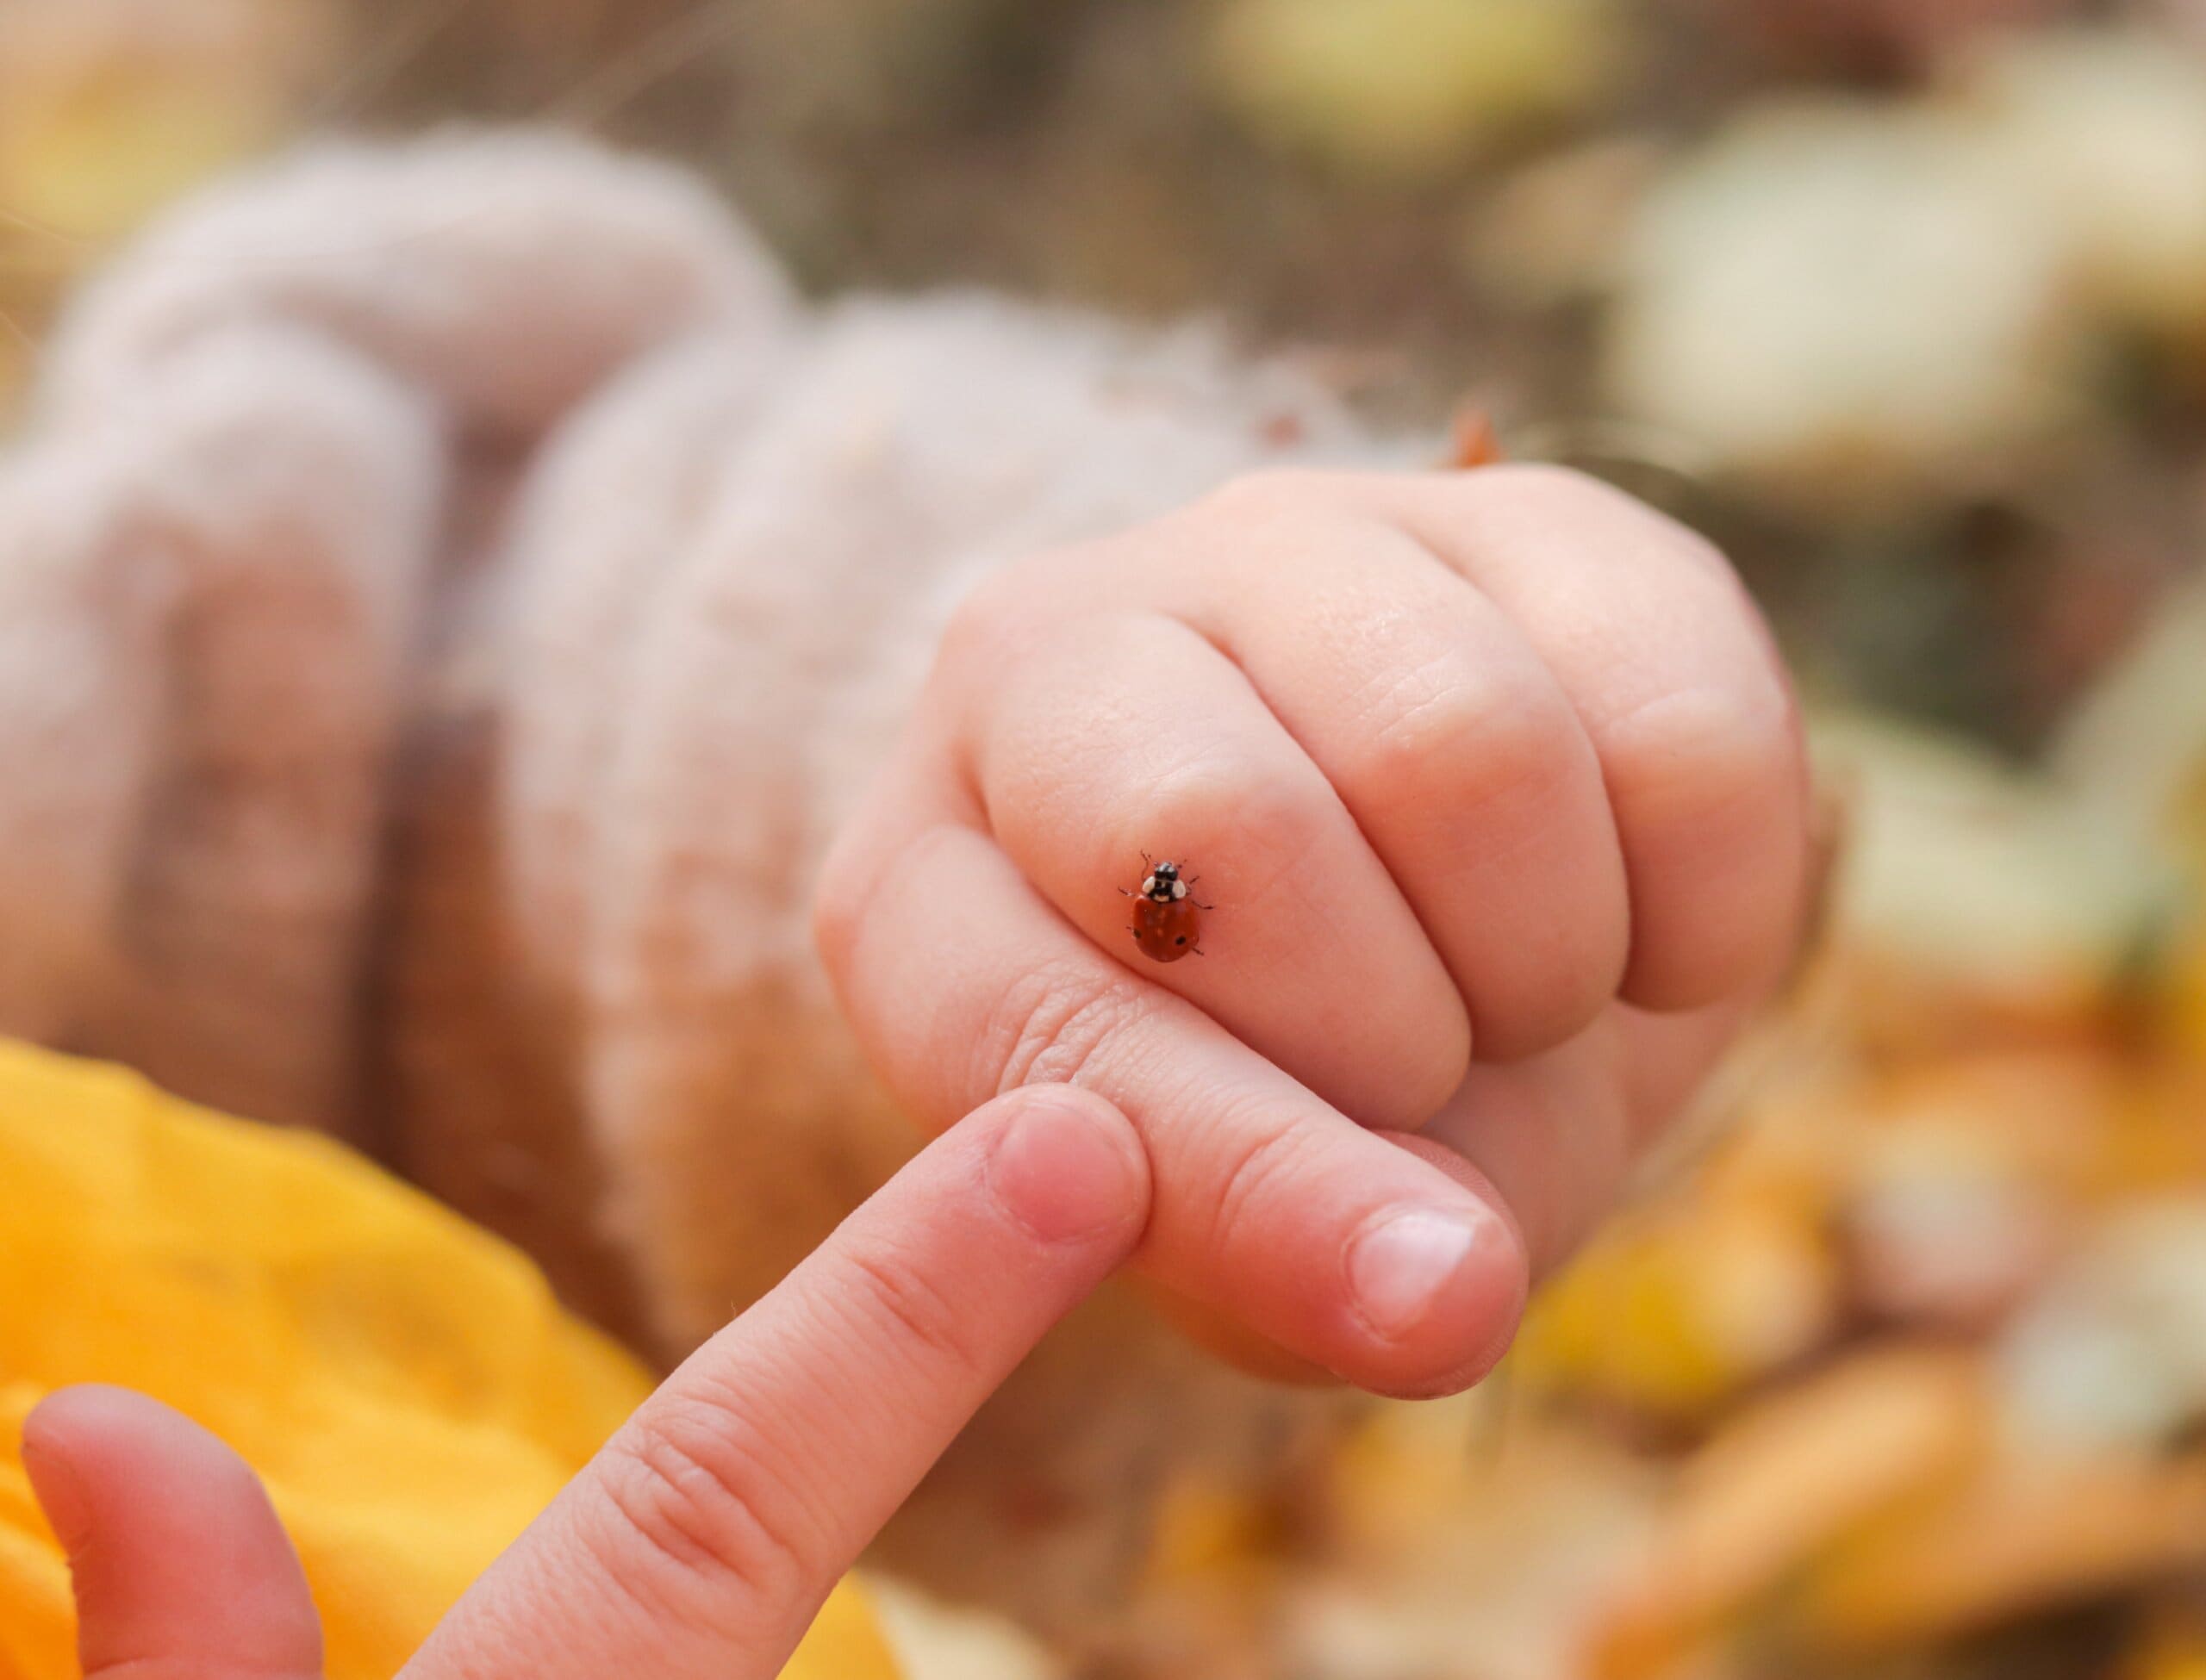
[22,1384,325,1680]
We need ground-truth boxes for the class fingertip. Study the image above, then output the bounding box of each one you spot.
[20,1397,95,1552]
[981,1085,1152,1252]
[22,1383,277,1544]
[22,1384,181,1547]
[26,1381,225,1476]
[21,1384,323,1679]
[27,1378,175,1434]
[25,1378,142,1446]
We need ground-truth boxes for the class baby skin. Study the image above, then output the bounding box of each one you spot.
[819,462,1812,1400]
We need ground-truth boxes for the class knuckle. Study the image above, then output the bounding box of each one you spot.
[1602,681,1795,833]
[1412,460,1610,540]
[1200,464,1357,526]
[1433,462,1741,582]
[938,560,1041,676]
[594,1396,824,1633]
[1460,459,1676,527]
[1362,660,1574,830]
[1466,460,1625,510]
[1153,750,1330,905]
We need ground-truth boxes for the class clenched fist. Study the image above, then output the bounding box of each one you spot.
[816,465,1812,1398]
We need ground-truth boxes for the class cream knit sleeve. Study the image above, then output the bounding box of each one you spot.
[0,128,786,1136]
[0,128,1391,1638]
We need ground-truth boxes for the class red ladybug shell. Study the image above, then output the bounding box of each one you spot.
[1132,895,1200,962]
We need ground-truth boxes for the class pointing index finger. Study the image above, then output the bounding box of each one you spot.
[405,1086,1150,1680]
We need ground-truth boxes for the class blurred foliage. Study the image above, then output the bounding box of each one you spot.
[1081,605,2206,1680]
[3,0,2202,747]
[0,0,332,418]
[4,2,2206,1677]
[1205,0,1630,178]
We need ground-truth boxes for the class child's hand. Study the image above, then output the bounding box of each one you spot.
[816,466,1811,1398]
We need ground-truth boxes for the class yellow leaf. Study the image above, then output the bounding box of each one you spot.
[0,1040,899,1680]
[1208,0,1627,179]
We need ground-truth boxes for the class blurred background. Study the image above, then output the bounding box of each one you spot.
[5,2,2206,1677]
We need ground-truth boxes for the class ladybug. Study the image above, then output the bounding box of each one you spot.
[1121,854,1211,963]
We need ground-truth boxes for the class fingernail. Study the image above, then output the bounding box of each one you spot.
[19,1429,90,1552]
[986,1096,1145,1245]
[1347,1208,1482,1340]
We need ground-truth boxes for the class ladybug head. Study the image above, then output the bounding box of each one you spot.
[1143,860,1182,902]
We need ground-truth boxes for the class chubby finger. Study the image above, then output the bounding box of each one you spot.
[950,603,1469,1126]
[1357,465,1810,1011]
[407,1085,1149,1680]
[1148,484,1631,1060]
[818,819,1530,1397]
[1422,994,1756,1275]
[22,1384,324,1680]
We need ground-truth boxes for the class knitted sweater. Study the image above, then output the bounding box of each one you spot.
[0,129,1398,1633]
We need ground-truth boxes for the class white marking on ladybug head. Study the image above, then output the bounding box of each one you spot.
[1171,879,1187,899]
[1141,875,1157,897]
